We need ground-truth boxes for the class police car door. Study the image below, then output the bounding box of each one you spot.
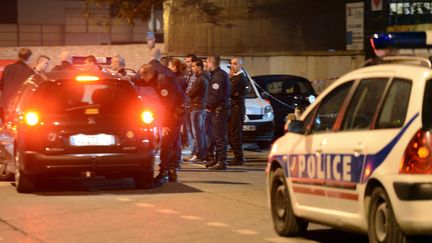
[288,80,354,210]
[324,76,391,216]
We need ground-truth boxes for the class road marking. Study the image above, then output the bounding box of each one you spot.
[135,203,156,208]
[157,209,179,214]
[115,197,132,202]
[233,229,259,235]
[180,215,203,220]
[207,222,229,227]
[265,238,297,242]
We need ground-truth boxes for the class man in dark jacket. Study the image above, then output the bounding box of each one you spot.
[0,48,34,116]
[205,55,231,170]
[228,57,247,165]
[140,57,184,184]
[187,58,208,162]
[51,51,74,71]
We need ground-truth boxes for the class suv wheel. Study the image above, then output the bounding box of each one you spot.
[270,168,308,236]
[368,187,409,243]
[14,150,36,193]
[134,171,154,189]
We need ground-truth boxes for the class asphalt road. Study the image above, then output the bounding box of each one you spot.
[0,145,368,242]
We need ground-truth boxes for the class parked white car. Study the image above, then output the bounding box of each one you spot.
[267,32,432,242]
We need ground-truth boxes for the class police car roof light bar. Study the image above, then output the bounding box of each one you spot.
[370,31,432,50]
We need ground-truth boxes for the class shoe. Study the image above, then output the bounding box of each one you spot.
[154,170,168,185]
[205,160,217,168]
[209,161,227,170]
[228,159,246,166]
[183,154,197,162]
[168,167,178,183]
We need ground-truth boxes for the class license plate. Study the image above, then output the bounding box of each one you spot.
[70,134,115,146]
[243,125,256,131]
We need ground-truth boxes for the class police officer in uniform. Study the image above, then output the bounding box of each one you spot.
[227,57,247,165]
[139,58,184,184]
[205,55,231,170]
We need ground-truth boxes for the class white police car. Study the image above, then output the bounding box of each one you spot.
[267,32,432,242]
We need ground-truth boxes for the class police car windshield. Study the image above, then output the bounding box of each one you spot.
[27,80,139,115]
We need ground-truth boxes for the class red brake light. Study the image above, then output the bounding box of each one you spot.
[24,112,39,126]
[75,75,100,82]
[141,111,154,124]
[400,129,432,174]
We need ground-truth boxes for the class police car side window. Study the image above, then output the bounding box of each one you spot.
[341,78,388,131]
[376,78,411,129]
[312,81,353,133]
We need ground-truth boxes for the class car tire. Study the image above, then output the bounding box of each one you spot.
[14,150,36,193]
[134,171,154,189]
[270,167,308,236]
[368,186,411,243]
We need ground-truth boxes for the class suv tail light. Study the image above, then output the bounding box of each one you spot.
[400,129,432,174]
[141,111,154,124]
[24,112,39,126]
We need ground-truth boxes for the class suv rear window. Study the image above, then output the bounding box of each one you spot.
[26,80,139,115]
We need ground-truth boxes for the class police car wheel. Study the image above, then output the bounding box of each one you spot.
[14,150,36,193]
[270,168,308,236]
[368,187,407,243]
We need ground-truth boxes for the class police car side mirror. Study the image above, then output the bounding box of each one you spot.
[288,120,305,134]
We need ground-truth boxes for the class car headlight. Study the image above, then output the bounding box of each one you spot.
[264,106,274,120]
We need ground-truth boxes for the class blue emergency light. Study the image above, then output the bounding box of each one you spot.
[370,31,432,49]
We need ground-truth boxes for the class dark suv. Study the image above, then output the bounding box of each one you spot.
[1,71,156,193]
[252,75,316,138]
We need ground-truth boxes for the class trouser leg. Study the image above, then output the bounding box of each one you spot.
[228,105,244,160]
[211,109,229,163]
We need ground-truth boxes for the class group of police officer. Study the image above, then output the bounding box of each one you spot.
[137,49,248,185]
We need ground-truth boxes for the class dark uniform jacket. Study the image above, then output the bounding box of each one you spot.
[51,61,74,71]
[149,60,185,127]
[230,71,247,107]
[186,72,208,110]
[0,61,34,108]
[206,67,230,111]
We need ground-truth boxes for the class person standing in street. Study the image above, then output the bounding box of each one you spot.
[205,55,231,170]
[51,51,74,71]
[140,50,184,185]
[83,55,102,71]
[182,53,198,161]
[110,55,131,81]
[33,55,51,74]
[227,57,247,166]
[0,48,34,117]
[187,58,209,162]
